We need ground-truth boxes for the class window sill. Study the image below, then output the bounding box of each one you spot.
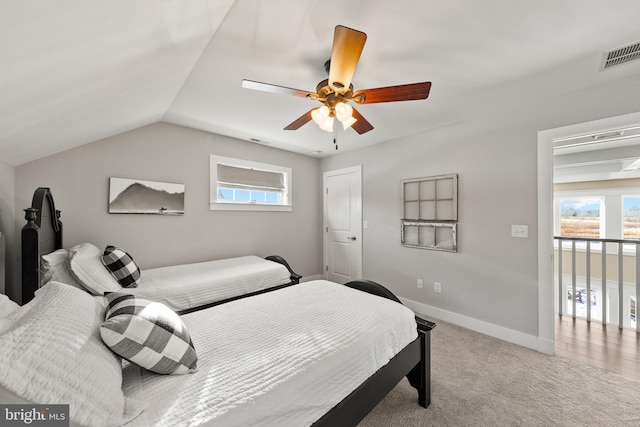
[209,202,292,212]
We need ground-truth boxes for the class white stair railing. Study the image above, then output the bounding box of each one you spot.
[555,236,639,332]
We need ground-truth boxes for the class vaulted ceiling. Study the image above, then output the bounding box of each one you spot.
[2,0,640,170]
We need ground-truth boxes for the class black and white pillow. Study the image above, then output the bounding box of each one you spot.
[100,293,198,375]
[101,245,141,288]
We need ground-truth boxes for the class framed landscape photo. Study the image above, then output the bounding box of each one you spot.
[108,177,185,215]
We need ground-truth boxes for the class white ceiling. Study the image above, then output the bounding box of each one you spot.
[553,126,640,183]
[2,0,640,175]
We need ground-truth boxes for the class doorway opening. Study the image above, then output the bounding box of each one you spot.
[537,112,640,377]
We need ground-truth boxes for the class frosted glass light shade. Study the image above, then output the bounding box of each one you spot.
[319,116,334,132]
[311,105,330,125]
[334,102,353,122]
[341,116,357,130]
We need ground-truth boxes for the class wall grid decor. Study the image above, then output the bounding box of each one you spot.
[401,174,458,252]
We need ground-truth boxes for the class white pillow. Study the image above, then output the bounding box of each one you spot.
[69,243,121,295]
[40,248,84,289]
[0,294,19,317]
[0,281,144,426]
[0,294,21,335]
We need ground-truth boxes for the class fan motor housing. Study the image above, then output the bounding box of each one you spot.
[315,79,354,108]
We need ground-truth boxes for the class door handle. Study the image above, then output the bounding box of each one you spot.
[347,236,357,241]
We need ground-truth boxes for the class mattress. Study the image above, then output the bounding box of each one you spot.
[127,255,291,312]
[122,280,418,427]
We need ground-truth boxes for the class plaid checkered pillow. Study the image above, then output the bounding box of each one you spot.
[101,245,141,288]
[100,293,198,375]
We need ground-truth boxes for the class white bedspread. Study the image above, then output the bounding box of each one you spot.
[128,256,291,312]
[122,280,418,427]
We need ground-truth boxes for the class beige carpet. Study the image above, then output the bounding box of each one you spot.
[359,320,640,427]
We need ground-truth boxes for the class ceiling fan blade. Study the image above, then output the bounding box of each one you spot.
[350,107,374,134]
[328,25,367,91]
[242,79,313,98]
[284,110,314,130]
[353,82,432,104]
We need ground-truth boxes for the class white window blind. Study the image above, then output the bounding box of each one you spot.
[217,164,285,192]
[210,155,292,212]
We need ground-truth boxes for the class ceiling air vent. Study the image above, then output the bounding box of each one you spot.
[600,41,640,70]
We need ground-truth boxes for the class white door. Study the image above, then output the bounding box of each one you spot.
[324,165,362,283]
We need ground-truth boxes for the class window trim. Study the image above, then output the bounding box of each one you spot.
[209,155,292,212]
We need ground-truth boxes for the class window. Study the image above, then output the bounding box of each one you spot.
[210,155,292,211]
[623,196,640,239]
[559,198,602,238]
[554,190,640,254]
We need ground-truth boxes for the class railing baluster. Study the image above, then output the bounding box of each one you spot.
[618,242,624,329]
[558,239,563,316]
[636,242,639,333]
[586,240,591,322]
[572,240,576,319]
[602,242,607,326]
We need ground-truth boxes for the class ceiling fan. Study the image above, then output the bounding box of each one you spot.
[241,25,432,136]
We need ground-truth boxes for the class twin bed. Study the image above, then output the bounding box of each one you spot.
[2,187,436,426]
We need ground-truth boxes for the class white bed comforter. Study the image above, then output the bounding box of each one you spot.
[128,256,291,312]
[122,280,418,427]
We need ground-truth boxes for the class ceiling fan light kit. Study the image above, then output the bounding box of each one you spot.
[311,106,336,132]
[242,25,432,142]
[311,102,356,132]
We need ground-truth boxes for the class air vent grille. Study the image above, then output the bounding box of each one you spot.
[601,41,640,70]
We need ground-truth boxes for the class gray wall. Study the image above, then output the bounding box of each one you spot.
[0,160,15,297]
[321,72,640,337]
[12,122,322,302]
[7,73,640,342]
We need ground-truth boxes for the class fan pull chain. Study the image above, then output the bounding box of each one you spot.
[333,129,338,150]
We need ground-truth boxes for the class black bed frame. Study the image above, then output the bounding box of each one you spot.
[21,188,62,304]
[21,187,435,426]
[176,254,301,315]
[20,188,302,307]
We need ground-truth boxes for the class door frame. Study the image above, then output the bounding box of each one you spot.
[323,165,363,282]
[537,111,640,355]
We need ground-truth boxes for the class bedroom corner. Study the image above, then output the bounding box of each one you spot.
[0,159,15,301]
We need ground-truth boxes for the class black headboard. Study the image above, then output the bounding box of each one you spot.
[21,187,63,304]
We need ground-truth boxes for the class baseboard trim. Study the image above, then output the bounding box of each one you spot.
[400,297,554,354]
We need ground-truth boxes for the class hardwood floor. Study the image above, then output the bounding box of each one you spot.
[555,315,640,381]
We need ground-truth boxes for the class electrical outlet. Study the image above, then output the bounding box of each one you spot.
[417,279,423,289]
[434,282,442,293]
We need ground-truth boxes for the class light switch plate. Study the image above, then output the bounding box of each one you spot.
[511,225,528,238]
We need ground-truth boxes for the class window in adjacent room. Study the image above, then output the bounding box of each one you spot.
[209,155,292,211]
[623,196,640,239]
[559,198,602,238]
